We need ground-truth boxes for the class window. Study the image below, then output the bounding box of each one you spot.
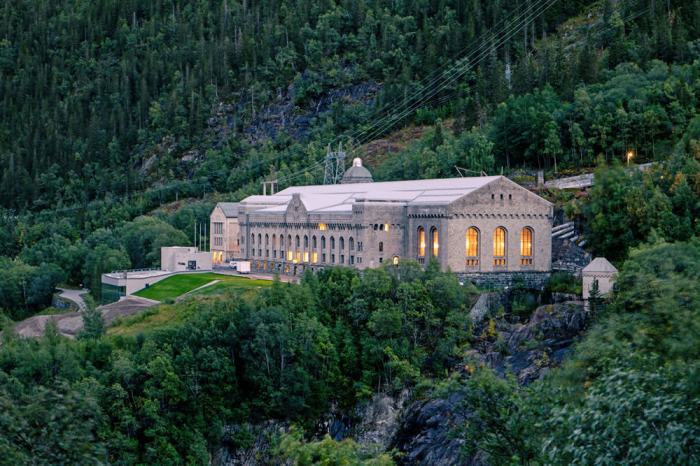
[280,236,285,247]
[340,255,345,264]
[312,252,318,263]
[340,237,345,250]
[304,235,308,248]
[330,237,335,249]
[287,250,293,261]
[303,252,309,262]
[213,222,223,234]
[417,227,426,257]
[358,241,363,252]
[258,234,261,245]
[319,223,327,231]
[493,227,507,266]
[379,224,384,231]
[312,236,317,249]
[272,234,277,248]
[466,227,479,266]
[350,255,354,265]
[295,235,300,247]
[373,224,378,231]
[379,257,383,263]
[251,233,255,245]
[349,237,354,251]
[331,254,335,263]
[379,241,384,252]
[431,228,439,257]
[322,253,326,263]
[520,227,533,265]
[295,251,301,263]
[288,235,292,247]
[392,256,400,266]
[385,224,390,232]
[321,236,326,249]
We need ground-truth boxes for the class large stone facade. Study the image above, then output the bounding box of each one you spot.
[210,203,242,264]
[211,167,554,280]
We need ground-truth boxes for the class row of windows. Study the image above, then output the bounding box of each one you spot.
[212,222,224,235]
[251,248,361,266]
[416,226,534,266]
[250,233,364,251]
[465,226,533,266]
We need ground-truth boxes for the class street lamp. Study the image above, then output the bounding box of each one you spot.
[626,150,634,166]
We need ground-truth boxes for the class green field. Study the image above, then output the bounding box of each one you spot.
[134,273,270,302]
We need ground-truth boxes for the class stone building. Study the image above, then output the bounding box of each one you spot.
[582,257,618,300]
[210,159,554,285]
[210,202,242,264]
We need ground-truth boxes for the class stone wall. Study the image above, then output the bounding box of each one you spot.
[457,271,551,290]
[552,238,591,276]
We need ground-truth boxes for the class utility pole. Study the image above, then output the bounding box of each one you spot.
[323,143,347,185]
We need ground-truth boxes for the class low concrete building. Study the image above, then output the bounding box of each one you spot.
[101,247,212,303]
[212,160,554,286]
[161,246,212,272]
[210,202,242,265]
[582,257,618,300]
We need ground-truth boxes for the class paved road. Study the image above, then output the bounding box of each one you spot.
[57,287,90,311]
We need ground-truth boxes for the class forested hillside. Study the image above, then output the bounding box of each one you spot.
[2,0,699,210]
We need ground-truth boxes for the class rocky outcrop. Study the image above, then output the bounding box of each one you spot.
[391,299,588,464]
[213,422,288,466]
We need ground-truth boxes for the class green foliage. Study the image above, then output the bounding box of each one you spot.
[0,257,62,319]
[546,272,582,295]
[119,216,190,269]
[275,427,394,465]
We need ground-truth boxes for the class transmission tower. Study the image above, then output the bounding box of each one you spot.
[323,143,347,185]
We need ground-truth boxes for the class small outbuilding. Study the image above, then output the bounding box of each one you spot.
[582,257,618,300]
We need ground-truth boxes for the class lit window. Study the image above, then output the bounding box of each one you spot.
[312,252,318,263]
[385,224,390,232]
[392,256,399,266]
[431,228,439,257]
[466,227,479,266]
[521,227,533,265]
[494,227,506,266]
[287,250,293,261]
[417,227,426,257]
[295,251,301,263]
[303,252,309,262]
[319,223,327,231]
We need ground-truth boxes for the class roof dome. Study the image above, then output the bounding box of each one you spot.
[341,158,373,184]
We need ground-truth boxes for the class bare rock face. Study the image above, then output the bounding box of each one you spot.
[391,300,588,465]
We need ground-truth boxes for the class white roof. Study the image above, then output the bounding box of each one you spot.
[242,176,502,215]
[582,257,618,274]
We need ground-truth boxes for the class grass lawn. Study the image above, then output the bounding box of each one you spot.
[109,273,272,337]
[134,272,270,302]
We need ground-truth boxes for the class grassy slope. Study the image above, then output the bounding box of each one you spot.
[110,273,272,336]
[134,272,269,301]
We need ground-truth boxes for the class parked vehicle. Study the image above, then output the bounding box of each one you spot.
[229,260,251,274]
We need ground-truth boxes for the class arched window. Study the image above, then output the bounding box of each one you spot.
[272,234,277,249]
[330,237,335,249]
[312,236,317,249]
[431,227,439,257]
[520,227,533,265]
[466,227,479,266]
[493,227,507,266]
[321,236,326,249]
[288,235,292,248]
[349,237,354,251]
[340,237,345,250]
[304,235,308,248]
[265,234,269,246]
[257,234,262,246]
[417,227,426,257]
[280,235,285,247]
[295,235,300,248]
[251,233,255,245]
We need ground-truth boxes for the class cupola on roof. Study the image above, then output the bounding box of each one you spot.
[341,157,374,184]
